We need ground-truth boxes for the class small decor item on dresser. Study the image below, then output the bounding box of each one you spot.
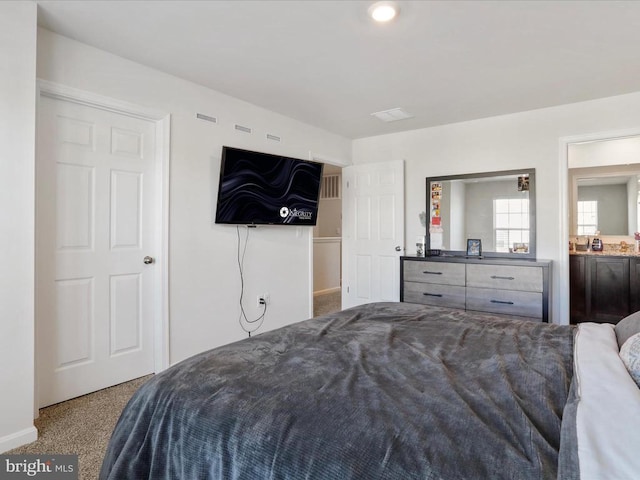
[512,242,529,254]
[466,238,482,257]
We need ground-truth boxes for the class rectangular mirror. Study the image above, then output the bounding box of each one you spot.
[569,166,640,237]
[426,168,536,258]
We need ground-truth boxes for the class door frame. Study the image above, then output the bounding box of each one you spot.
[307,153,349,318]
[35,80,171,400]
[559,126,640,325]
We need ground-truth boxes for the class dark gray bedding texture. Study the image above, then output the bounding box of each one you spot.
[100,302,575,480]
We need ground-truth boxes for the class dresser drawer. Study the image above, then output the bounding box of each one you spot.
[466,287,542,319]
[403,261,465,286]
[466,264,543,292]
[403,281,466,309]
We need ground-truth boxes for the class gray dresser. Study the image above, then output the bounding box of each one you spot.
[401,256,551,322]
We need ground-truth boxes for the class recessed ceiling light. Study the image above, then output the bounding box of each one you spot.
[368,1,399,23]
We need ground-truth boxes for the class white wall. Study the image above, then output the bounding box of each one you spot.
[313,238,341,294]
[569,135,640,168]
[36,29,352,362]
[316,197,342,237]
[353,92,640,324]
[0,2,38,452]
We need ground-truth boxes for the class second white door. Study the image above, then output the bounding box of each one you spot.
[36,94,158,407]
[342,160,405,308]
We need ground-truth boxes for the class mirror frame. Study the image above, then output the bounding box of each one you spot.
[425,168,536,259]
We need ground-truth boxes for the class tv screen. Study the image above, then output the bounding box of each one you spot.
[215,146,324,226]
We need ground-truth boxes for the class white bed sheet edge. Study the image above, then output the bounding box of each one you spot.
[575,323,640,480]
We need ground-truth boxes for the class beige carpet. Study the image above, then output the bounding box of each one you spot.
[313,290,341,317]
[8,375,151,480]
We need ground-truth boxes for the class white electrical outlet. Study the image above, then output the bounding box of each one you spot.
[257,293,270,307]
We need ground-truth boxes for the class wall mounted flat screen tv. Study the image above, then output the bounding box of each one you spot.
[215,146,324,226]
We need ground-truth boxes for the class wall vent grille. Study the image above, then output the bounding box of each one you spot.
[321,174,341,199]
[266,133,281,142]
[234,124,252,133]
[196,113,217,123]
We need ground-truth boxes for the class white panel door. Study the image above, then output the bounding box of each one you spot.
[342,160,404,308]
[36,95,157,407]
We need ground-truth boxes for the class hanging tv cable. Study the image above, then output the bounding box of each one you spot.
[236,225,267,336]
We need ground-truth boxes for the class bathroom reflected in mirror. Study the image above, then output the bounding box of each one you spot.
[569,136,640,237]
[426,168,536,258]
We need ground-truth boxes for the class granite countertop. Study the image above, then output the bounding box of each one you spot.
[570,249,640,257]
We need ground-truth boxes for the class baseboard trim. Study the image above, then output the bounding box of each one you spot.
[0,426,38,453]
[313,287,341,297]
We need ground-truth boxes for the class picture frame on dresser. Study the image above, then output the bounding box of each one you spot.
[466,239,482,257]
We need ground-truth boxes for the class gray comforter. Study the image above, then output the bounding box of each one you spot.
[100,302,575,480]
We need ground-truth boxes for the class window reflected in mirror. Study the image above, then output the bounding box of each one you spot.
[577,200,598,235]
[495,198,530,253]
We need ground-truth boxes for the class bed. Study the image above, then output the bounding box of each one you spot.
[99,302,640,480]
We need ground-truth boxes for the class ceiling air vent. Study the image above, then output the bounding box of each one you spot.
[370,107,414,123]
[234,124,252,134]
[196,113,217,123]
[266,133,281,142]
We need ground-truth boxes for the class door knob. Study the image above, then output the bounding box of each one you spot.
[395,246,402,252]
[143,256,154,265]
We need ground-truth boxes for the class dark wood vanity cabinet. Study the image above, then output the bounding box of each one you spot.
[570,254,636,324]
[630,258,640,313]
[590,256,629,323]
[569,255,587,323]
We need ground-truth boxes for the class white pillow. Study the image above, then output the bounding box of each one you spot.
[575,324,640,479]
[620,332,640,387]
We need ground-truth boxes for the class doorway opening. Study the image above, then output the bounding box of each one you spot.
[566,133,640,325]
[313,163,342,316]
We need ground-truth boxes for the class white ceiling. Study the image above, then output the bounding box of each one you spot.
[35,0,640,139]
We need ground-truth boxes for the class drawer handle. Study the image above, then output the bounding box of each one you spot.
[490,299,514,305]
[491,275,515,280]
[423,271,443,275]
[423,293,443,298]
